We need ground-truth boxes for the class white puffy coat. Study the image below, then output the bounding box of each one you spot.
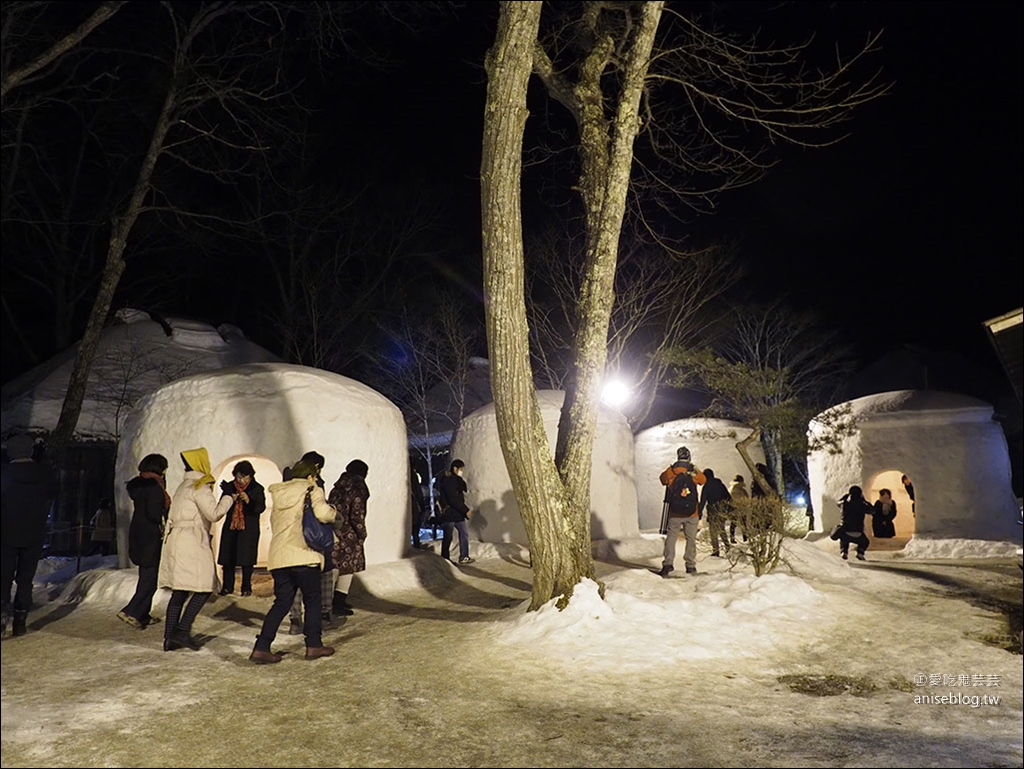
[158,471,232,592]
[267,478,336,571]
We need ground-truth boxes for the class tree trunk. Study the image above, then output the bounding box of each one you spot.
[48,76,179,459]
[482,1,581,610]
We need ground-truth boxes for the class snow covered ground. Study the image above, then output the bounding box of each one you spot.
[2,534,1021,768]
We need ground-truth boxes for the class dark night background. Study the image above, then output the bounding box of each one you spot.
[2,1,1022,401]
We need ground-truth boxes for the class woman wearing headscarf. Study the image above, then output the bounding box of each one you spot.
[117,454,170,629]
[216,460,265,597]
[158,448,232,651]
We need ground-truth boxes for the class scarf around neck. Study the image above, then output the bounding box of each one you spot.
[230,476,251,530]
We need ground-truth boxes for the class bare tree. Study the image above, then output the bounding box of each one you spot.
[362,292,484,511]
[527,224,739,430]
[662,298,856,496]
[1,1,127,103]
[482,2,884,610]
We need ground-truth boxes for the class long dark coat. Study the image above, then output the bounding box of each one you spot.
[871,499,897,538]
[0,458,58,548]
[126,476,168,567]
[328,472,369,575]
[217,478,266,567]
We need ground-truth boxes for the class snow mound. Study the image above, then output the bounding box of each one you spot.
[899,537,1022,559]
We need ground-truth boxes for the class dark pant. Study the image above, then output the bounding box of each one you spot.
[164,590,210,643]
[121,565,159,622]
[1,543,43,616]
[255,566,323,651]
[441,520,470,561]
[840,531,870,556]
[221,562,254,593]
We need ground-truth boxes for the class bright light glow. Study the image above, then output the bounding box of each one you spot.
[795,494,806,506]
[601,379,632,407]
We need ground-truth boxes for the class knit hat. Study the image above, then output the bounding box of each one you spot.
[676,446,691,462]
[6,435,35,459]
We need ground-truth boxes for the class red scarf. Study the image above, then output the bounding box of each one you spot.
[140,471,171,511]
[230,476,251,530]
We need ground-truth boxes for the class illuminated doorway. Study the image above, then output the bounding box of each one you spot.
[865,469,916,550]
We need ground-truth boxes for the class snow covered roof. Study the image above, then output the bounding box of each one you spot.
[813,389,993,428]
[0,309,280,441]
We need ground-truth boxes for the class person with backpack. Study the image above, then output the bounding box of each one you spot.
[658,447,706,576]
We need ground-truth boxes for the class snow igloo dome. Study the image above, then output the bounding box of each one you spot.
[450,390,639,545]
[634,418,765,531]
[115,363,410,567]
[808,390,1021,542]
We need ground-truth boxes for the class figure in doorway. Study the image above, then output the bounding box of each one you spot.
[217,461,266,597]
[901,474,916,517]
[872,488,897,539]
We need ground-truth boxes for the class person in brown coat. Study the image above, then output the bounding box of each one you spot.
[328,459,370,617]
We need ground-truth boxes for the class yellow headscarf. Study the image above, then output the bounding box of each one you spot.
[180,448,215,489]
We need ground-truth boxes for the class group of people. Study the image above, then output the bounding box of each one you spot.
[656,446,769,577]
[834,484,900,560]
[111,447,370,664]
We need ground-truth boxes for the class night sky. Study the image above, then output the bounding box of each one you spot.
[2,1,1021,390]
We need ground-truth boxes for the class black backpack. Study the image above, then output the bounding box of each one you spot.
[668,470,698,515]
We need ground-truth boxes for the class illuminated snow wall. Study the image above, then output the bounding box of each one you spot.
[808,390,1021,541]
[115,363,410,568]
[451,390,639,545]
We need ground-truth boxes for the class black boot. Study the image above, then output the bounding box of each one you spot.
[12,610,28,637]
[333,591,354,616]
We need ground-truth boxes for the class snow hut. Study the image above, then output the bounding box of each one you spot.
[115,363,410,568]
[808,390,1021,541]
[634,418,766,531]
[450,390,639,545]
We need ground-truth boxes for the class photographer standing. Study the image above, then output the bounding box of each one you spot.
[658,447,706,576]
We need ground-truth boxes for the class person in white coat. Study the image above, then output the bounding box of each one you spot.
[249,457,337,664]
[158,448,232,652]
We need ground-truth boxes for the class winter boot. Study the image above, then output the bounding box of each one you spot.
[12,610,28,637]
[333,591,354,616]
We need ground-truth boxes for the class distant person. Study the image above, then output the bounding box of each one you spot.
[118,454,171,630]
[837,485,872,561]
[1,435,58,638]
[329,459,370,618]
[286,451,335,633]
[158,448,233,651]
[438,460,475,565]
[89,498,116,556]
[216,461,266,597]
[727,474,749,544]
[698,468,732,557]
[410,468,429,550]
[901,474,916,516]
[872,488,897,539]
[751,463,774,498]
[658,447,706,576]
[250,457,337,664]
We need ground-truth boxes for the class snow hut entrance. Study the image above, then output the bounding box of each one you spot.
[210,454,282,569]
[865,469,916,551]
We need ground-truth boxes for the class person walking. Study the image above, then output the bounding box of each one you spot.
[658,447,706,576]
[216,461,265,597]
[727,474,749,544]
[285,451,335,633]
[250,457,337,664]
[1,435,58,638]
[838,485,873,561]
[698,468,732,557]
[438,460,474,565]
[158,448,232,651]
[117,453,171,629]
[328,459,370,618]
[89,499,116,556]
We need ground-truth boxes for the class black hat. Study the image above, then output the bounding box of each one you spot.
[676,446,691,462]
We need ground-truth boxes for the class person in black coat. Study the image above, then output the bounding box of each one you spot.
[871,488,897,539]
[118,454,171,629]
[217,461,266,596]
[1,435,59,638]
[438,459,474,564]
[698,468,733,557]
[838,485,873,561]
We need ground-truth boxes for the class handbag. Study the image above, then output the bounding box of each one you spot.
[302,489,335,551]
[829,523,843,541]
